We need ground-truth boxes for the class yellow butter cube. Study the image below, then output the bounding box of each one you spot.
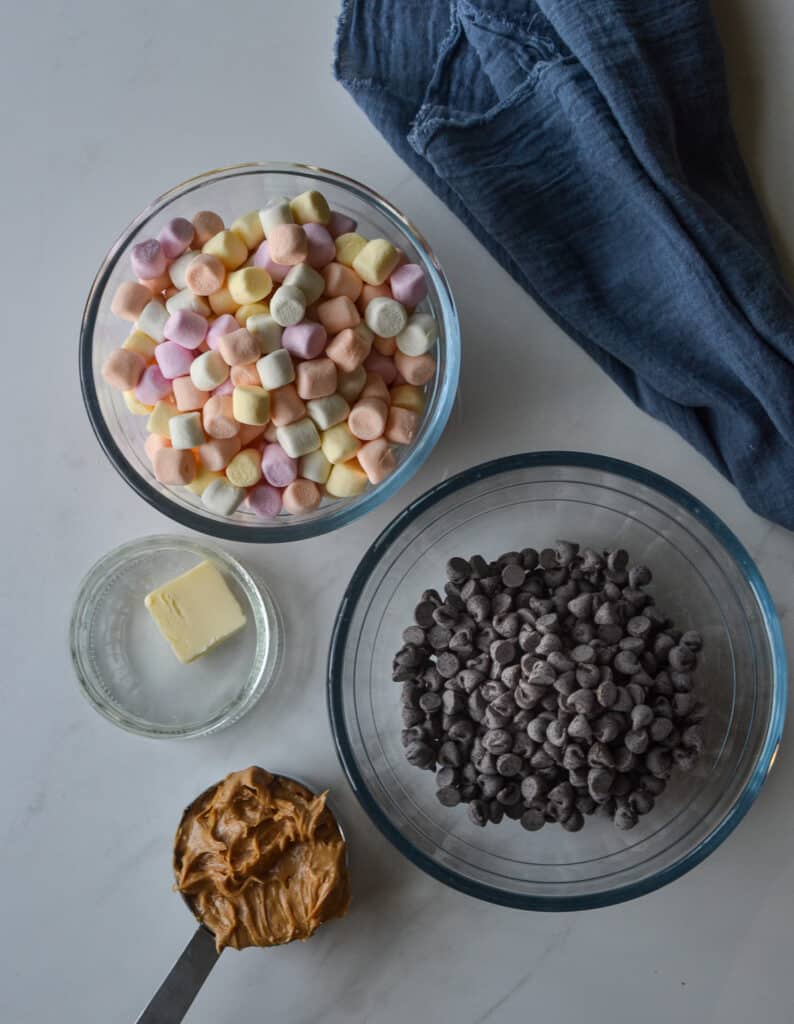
[184,465,223,495]
[235,301,270,325]
[122,329,157,360]
[335,232,368,267]
[147,400,178,436]
[321,422,362,465]
[123,389,153,415]
[202,229,248,270]
[290,189,331,225]
[227,267,272,305]
[326,459,368,497]
[233,385,271,426]
[353,238,400,286]
[226,448,262,488]
[230,210,265,250]
[208,286,240,316]
[390,384,426,415]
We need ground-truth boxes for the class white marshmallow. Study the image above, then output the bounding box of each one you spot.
[284,263,326,306]
[166,288,211,316]
[337,366,367,404]
[169,411,205,450]
[258,197,294,237]
[169,250,199,290]
[269,285,306,326]
[396,312,438,356]
[137,300,169,343]
[306,394,350,431]
[246,314,283,355]
[277,418,321,458]
[191,350,229,391]
[364,297,408,338]
[202,478,245,516]
[299,448,332,485]
[257,349,295,390]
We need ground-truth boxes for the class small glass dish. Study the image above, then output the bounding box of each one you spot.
[328,452,786,910]
[70,535,282,738]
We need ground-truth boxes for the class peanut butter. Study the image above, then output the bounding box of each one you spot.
[173,766,350,951]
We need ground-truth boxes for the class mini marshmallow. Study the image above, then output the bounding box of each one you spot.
[252,241,291,283]
[361,372,391,403]
[159,218,194,259]
[230,364,261,387]
[198,435,241,471]
[230,210,265,250]
[153,447,196,486]
[233,385,271,426]
[169,411,205,450]
[268,224,308,266]
[270,384,306,426]
[357,282,391,314]
[306,394,350,431]
[282,321,327,360]
[202,229,248,270]
[284,263,326,305]
[123,389,152,415]
[148,400,178,437]
[166,289,211,317]
[202,478,245,516]
[353,238,400,285]
[276,418,321,458]
[389,263,427,307]
[258,198,293,237]
[326,460,368,498]
[227,267,272,305]
[334,232,367,267]
[257,349,295,390]
[208,287,239,316]
[164,309,207,349]
[296,357,337,400]
[282,479,321,514]
[203,394,238,439]
[290,189,331,225]
[336,366,368,404]
[238,422,266,446]
[102,348,145,390]
[246,314,283,354]
[327,211,357,238]
[137,300,169,342]
[235,302,270,325]
[316,295,360,334]
[364,297,407,338]
[192,211,225,246]
[363,350,398,385]
[172,375,210,411]
[321,262,363,302]
[139,272,173,296]
[393,350,436,385]
[112,281,152,321]
[396,312,438,356]
[155,341,194,380]
[226,448,262,488]
[270,285,306,326]
[131,239,166,280]
[184,253,226,295]
[299,448,332,485]
[144,432,169,462]
[357,438,397,485]
[261,443,298,487]
[373,335,397,356]
[302,223,336,269]
[325,324,373,372]
[168,250,199,290]
[184,466,223,496]
[347,397,388,441]
[390,384,427,415]
[191,350,229,391]
[248,482,283,518]
[218,328,260,367]
[207,314,240,350]
[136,364,171,405]
[385,405,420,445]
[213,377,235,397]
[321,422,362,465]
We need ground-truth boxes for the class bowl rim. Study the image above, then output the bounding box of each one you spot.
[79,162,460,543]
[327,451,787,910]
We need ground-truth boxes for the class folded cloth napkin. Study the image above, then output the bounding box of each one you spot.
[335,0,794,529]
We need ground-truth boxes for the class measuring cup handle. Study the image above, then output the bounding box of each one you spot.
[135,925,220,1024]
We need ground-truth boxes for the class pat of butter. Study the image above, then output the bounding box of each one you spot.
[144,560,246,664]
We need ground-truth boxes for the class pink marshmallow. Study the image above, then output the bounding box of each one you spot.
[154,341,195,379]
[130,238,166,280]
[164,309,208,349]
[135,364,171,405]
[302,223,336,269]
[389,263,427,307]
[327,211,357,238]
[363,350,398,386]
[248,483,283,519]
[252,240,291,283]
[261,443,298,487]
[158,217,195,259]
[207,314,239,350]
[282,321,328,360]
[213,377,235,397]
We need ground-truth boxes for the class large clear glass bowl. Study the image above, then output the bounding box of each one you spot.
[80,163,459,542]
[328,453,786,909]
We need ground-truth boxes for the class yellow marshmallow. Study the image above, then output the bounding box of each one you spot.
[235,301,270,325]
[227,267,272,305]
[390,384,426,415]
[202,229,248,270]
[326,459,368,497]
[353,238,400,286]
[321,422,362,465]
[123,389,153,416]
[335,232,368,267]
[230,210,265,250]
[184,466,222,495]
[226,448,262,488]
[233,385,271,426]
[147,400,178,436]
[289,189,331,225]
[122,329,157,360]
[208,286,240,316]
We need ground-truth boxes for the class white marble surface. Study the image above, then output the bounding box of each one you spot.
[2,1,793,1020]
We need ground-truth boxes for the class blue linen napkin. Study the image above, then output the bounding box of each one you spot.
[334,0,794,529]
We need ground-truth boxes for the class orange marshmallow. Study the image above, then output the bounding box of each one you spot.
[270,384,307,426]
[238,422,267,446]
[198,435,241,471]
[385,406,420,445]
[393,350,436,386]
[139,272,172,296]
[111,280,151,321]
[348,397,388,441]
[184,253,226,295]
[316,295,360,334]
[373,335,397,356]
[325,325,373,373]
[356,282,391,314]
[192,210,225,246]
[144,433,170,463]
[282,479,322,514]
[202,394,239,439]
[231,364,262,387]
[357,438,397,484]
[101,348,145,390]
[218,328,260,366]
[153,447,196,485]
[172,376,210,412]
[321,262,363,302]
[295,358,337,400]
[268,224,308,266]
[360,373,390,403]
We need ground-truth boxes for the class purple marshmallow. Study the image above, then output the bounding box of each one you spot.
[159,217,195,259]
[327,211,357,238]
[130,238,166,280]
[135,364,171,405]
[164,309,207,349]
[206,314,239,350]
[154,341,195,380]
[389,263,428,307]
[261,443,298,487]
[248,483,283,518]
[281,321,328,360]
[302,223,336,268]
